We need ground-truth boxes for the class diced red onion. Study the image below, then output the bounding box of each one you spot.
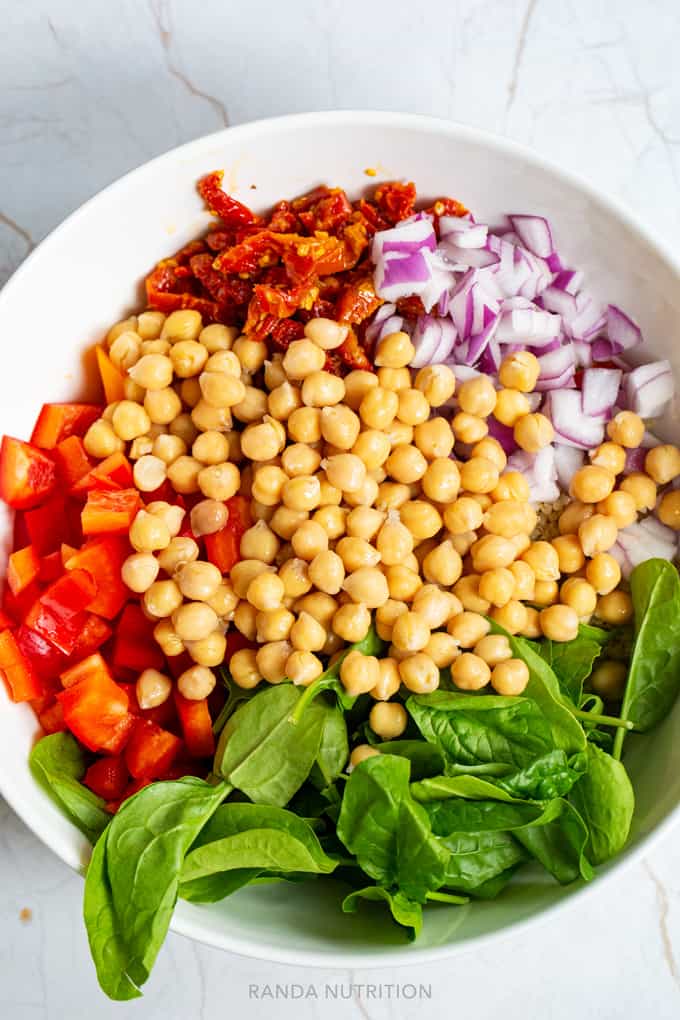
[565,291,606,342]
[508,214,554,259]
[624,447,647,473]
[572,341,594,368]
[554,444,585,489]
[540,286,578,319]
[439,218,488,249]
[534,345,576,392]
[437,242,501,269]
[495,306,561,346]
[613,517,678,577]
[486,417,517,455]
[410,315,457,369]
[508,446,559,502]
[606,304,643,353]
[624,361,674,418]
[581,368,622,418]
[372,219,437,261]
[552,269,584,295]
[544,389,605,449]
[364,303,406,345]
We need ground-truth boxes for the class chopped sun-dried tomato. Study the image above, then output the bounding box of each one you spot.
[352,199,390,236]
[266,200,301,234]
[245,283,319,339]
[198,171,260,228]
[292,186,353,233]
[268,318,306,350]
[189,253,253,316]
[145,241,221,322]
[336,329,372,372]
[374,181,417,225]
[336,275,383,325]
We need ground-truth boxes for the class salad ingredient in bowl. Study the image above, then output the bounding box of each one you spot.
[2,170,680,999]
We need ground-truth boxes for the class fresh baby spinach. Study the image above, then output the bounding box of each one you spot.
[311,702,349,788]
[290,625,386,722]
[30,733,110,844]
[538,624,607,705]
[514,800,593,884]
[570,744,634,864]
[439,830,528,895]
[342,886,425,941]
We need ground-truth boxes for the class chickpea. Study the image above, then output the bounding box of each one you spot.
[491,600,528,635]
[156,309,199,343]
[83,419,124,458]
[126,353,172,392]
[250,465,287,507]
[246,571,285,613]
[412,586,460,630]
[295,592,339,630]
[453,575,491,614]
[484,500,535,539]
[521,542,560,582]
[267,381,302,422]
[452,412,488,445]
[370,658,401,701]
[225,648,260,691]
[532,580,558,607]
[109,401,149,442]
[548,534,583,576]
[591,442,626,475]
[498,350,540,392]
[346,506,385,542]
[514,413,554,453]
[181,378,203,409]
[187,499,226,539]
[342,371,378,412]
[590,660,628,700]
[384,565,422,603]
[233,385,269,424]
[233,600,258,640]
[157,536,199,575]
[618,472,656,513]
[230,559,271,600]
[276,559,311,601]
[657,490,680,529]
[341,650,381,696]
[174,560,220,602]
[505,561,533,602]
[191,400,234,433]
[300,371,345,408]
[206,582,238,620]
[570,465,615,504]
[470,492,493,512]
[375,599,408,641]
[492,471,530,503]
[187,629,227,668]
[286,408,320,447]
[578,514,618,557]
[144,579,183,619]
[460,457,499,494]
[391,611,431,653]
[133,668,172,711]
[471,535,517,572]
[397,388,430,427]
[280,338,324,380]
[456,375,495,417]
[422,632,458,669]
[413,420,454,463]
[420,458,460,504]
[447,611,490,649]
[333,602,371,643]
[122,552,159,594]
[313,505,348,541]
[153,619,185,658]
[130,454,165,493]
[306,549,344,595]
[478,567,515,608]
[471,437,507,473]
[200,323,237,353]
[129,510,170,553]
[378,367,411,392]
[443,496,483,535]
[491,659,529,696]
[284,650,322,687]
[109,330,141,371]
[304,317,348,350]
[519,606,541,639]
[421,541,462,587]
[399,500,442,540]
[336,537,380,573]
[343,565,389,607]
[399,653,440,694]
[269,507,309,542]
[254,606,293,644]
[583,552,620,596]
[607,411,645,448]
[322,453,365,494]
[493,388,531,428]
[359,386,399,430]
[474,634,512,667]
[166,455,201,495]
[597,590,633,625]
[350,432,390,473]
[451,653,490,691]
[595,490,636,529]
[169,413,199,447]
[560,577,598,617]
[646,444,680,486]
[290,611,327,653]
[373,330,414,369]
[540,604,579,642]
[367,701,407,740]
[343,474,379,509]
[198,372,245,411]
[349,744,381,768]
[196,462,239,501]
[173,602,219,643]
[255,641,293,684]
[373,517,412,567]
[414,364,456,406]
[386,444,428,484]
[558,500,594,535]
[289,520,328,561]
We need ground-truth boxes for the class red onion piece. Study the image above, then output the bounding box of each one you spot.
[544,389,605,449]
[508,214,554,259]
[624,361,674,418]
[606,304,643,353]
[410,315,457,368]
[495,306,561,346]
[534,346,576,392]
[581,367,622,417]
[372,219,436,261]
[554,444,585,489]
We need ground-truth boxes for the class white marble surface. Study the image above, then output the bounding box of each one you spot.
[2,0,680,1016]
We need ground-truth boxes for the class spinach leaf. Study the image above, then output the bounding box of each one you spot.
[515,800,593,884]
[30,733,110,844]
[312,702,349,789]
[179,867,259,904]
[411,774,524,804]
[84,777,229,1000]
[439,831,527,894]
[212,666,263,735]
[214,684,326,806]
[290,625,386,722]
[424,797,563,836]
[336,754,447,902]
[570,744,634,864]
[488,622,587,753]
[614,558,680,758]
[181,803,337,886]
[342,886,424,940]
[496,750,588,800]
[377,740,445,779]
[538,625,606,705]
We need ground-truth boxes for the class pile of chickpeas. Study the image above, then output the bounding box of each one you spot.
[85,303,680,754]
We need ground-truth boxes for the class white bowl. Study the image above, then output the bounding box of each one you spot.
[2,111,680,967]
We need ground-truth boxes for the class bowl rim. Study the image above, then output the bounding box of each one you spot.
[1,109,679,968]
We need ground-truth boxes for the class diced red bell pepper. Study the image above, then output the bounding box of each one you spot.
[0,629,44,701]
[58,670,133,753]
[0,609,14,630]
[95,346,126,404]
[0,437,57,510]
[81,488,141,536]
[13,511,30,550]
[105,775,151,814]
[160,758,209,781]
[174,690,215,759]
[53,436,93,488]
[118,682,178,730]
[7,546,41,595]
[38,551,64,584]
[60,652,112,689]
[166,650,194,680]
[70,613,112,660]
[15,624,68,683]
[38,699,66,734]
[2,580,43,624]
[124,718,182,780]
[30,403,101,450]
[72,452,134,495]
[84,754,129,800]
[64,536,130,619]
[204,494,251,572]
[25,493,69,555]
[225,630,255,658]
[112,604,164,672]
[25,569,97,655]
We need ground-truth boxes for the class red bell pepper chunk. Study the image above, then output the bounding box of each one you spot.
[60,652,112,689]
[112,604,164,672]
[174,690,215,759]
[0,437,57,510]
[105,775,151,814]
[2,579,42,624]
[84,754,129,800]
[81,488,141,536]
[160,758,209,781]
[72,452,134,495]
[38,551,64,584]
[205,494,251,572]
[25,568,97,655]
[15,624,68,683]
[58,669,133,753]
[64,535,130,619]
[38,699,66,734]
[0,629,44,701]
[7,545,41,595]
[24,493,71,555]
[53,435,93,488]
[70,613,112,660]
[30,403,101,450]
[0,609,14,630]
[118,681,178,730]
[124,718,183,780]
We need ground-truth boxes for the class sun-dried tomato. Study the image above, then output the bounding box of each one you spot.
[198,171,260,228]
[267,200,301,234]
[336,275,383,324]
[374,181,416,225]
[352,200,390,235]
[189,254,252,319]
[336,329,371,371]
[396,295,427,318]
[145,261,220,321]
[205,229,236,252]
[269,318,306,350]
[213,231,282,276]
[245,283,319,339]
[292,186,353,234]
[282,225,367,284]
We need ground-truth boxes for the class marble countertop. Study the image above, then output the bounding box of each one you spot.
[2,1,680,1016]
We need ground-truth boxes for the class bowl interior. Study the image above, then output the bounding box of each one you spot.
[2,112,680,965]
